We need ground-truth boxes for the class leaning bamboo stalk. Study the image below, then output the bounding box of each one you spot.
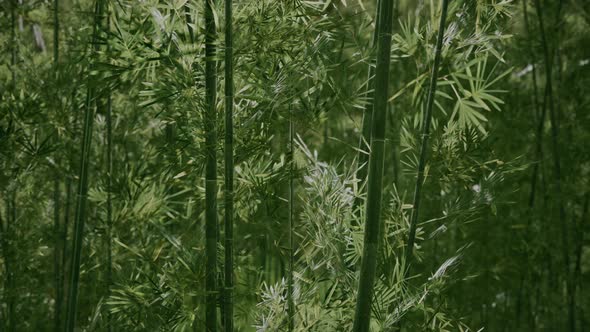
[64,1,104,330]
[223,0,234,330]
[204,0,219,330]
[352,0,394,330]
[404,0,449,269]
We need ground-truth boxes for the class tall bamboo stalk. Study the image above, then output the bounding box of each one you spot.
[354,0,381,214]
[204,0,219,330]
[65,1,104,330]
[105,91,113,332]
[52,1,63,330]
[104,3,114,331]
[524,0,544,211]
[0,207,7,330]
[53,0,59,65]
[223,0,234,330]
[532,1,573,331]
[574,193,588,331]
[352,0,394,330]
[5,2,18,331]
[287,105,295,331]
[404,0,449,269]
[516,0,544,327]
[1,197,15,332]
[53,178,62,332]
[11,0,17,84]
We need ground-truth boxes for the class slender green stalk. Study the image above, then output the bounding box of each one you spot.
[352,0,394,330]
[533,2,573,331]
[354,0,381,215]
[106,92,113,332]
[185,4,195,44]
[287,105,295,331]
[573,193,588,329]
[524,0,544,211]
[65,1,104,330]
[223,0,234,330]
[517,1,544,326]
[5,2,18,331]
[62,177,71,283]
[11,0,17,84]
[53,178,62,332]
[53,0,59,65]
[204,0,219,330]
[52,1,63,330]
[0,208,6,327]
[404,0,449,269]
[104,4,114,331]
[1,198,14,332]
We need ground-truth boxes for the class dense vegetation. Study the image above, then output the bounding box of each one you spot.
[1,0,589,331]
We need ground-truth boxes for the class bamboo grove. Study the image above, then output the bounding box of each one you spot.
[0,0,589,331]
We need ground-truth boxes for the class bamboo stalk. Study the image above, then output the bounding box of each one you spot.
[106,90,113,332]
[223,0,234,330]
[532,1,573,331]
[354,0,381,216]
[204,0,219,330]
[11,0,17,84]
[352,0,394,330]
[53,0,59,65]
[517,0,545,327]
[5,2,18,330]
[1,197,14,332]
[64,1,104,330]
[52,1,63,330]
[53,178,62,332]
[287,105,295,331]
[404,0,449,269]
[104,4,114,331]
[574,194,588,331]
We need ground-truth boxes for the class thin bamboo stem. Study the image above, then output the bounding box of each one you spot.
[64,1,104,330]
[532,1,573,331]
[11,0,17,85]
[1,196,15,332]
[354,0,381,216]
[204,0,219,330]
[106,91,113,332]
[53,178,62,332]
[53,1,63,330]
[223,0,234,330]
[404,0,450,269]
[352,0,394,330]
[288,105,295,331]
[104,4,114,331]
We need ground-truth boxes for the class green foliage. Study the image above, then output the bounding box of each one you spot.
[0,0,589,331]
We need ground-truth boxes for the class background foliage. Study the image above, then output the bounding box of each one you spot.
[0,0,589,331]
